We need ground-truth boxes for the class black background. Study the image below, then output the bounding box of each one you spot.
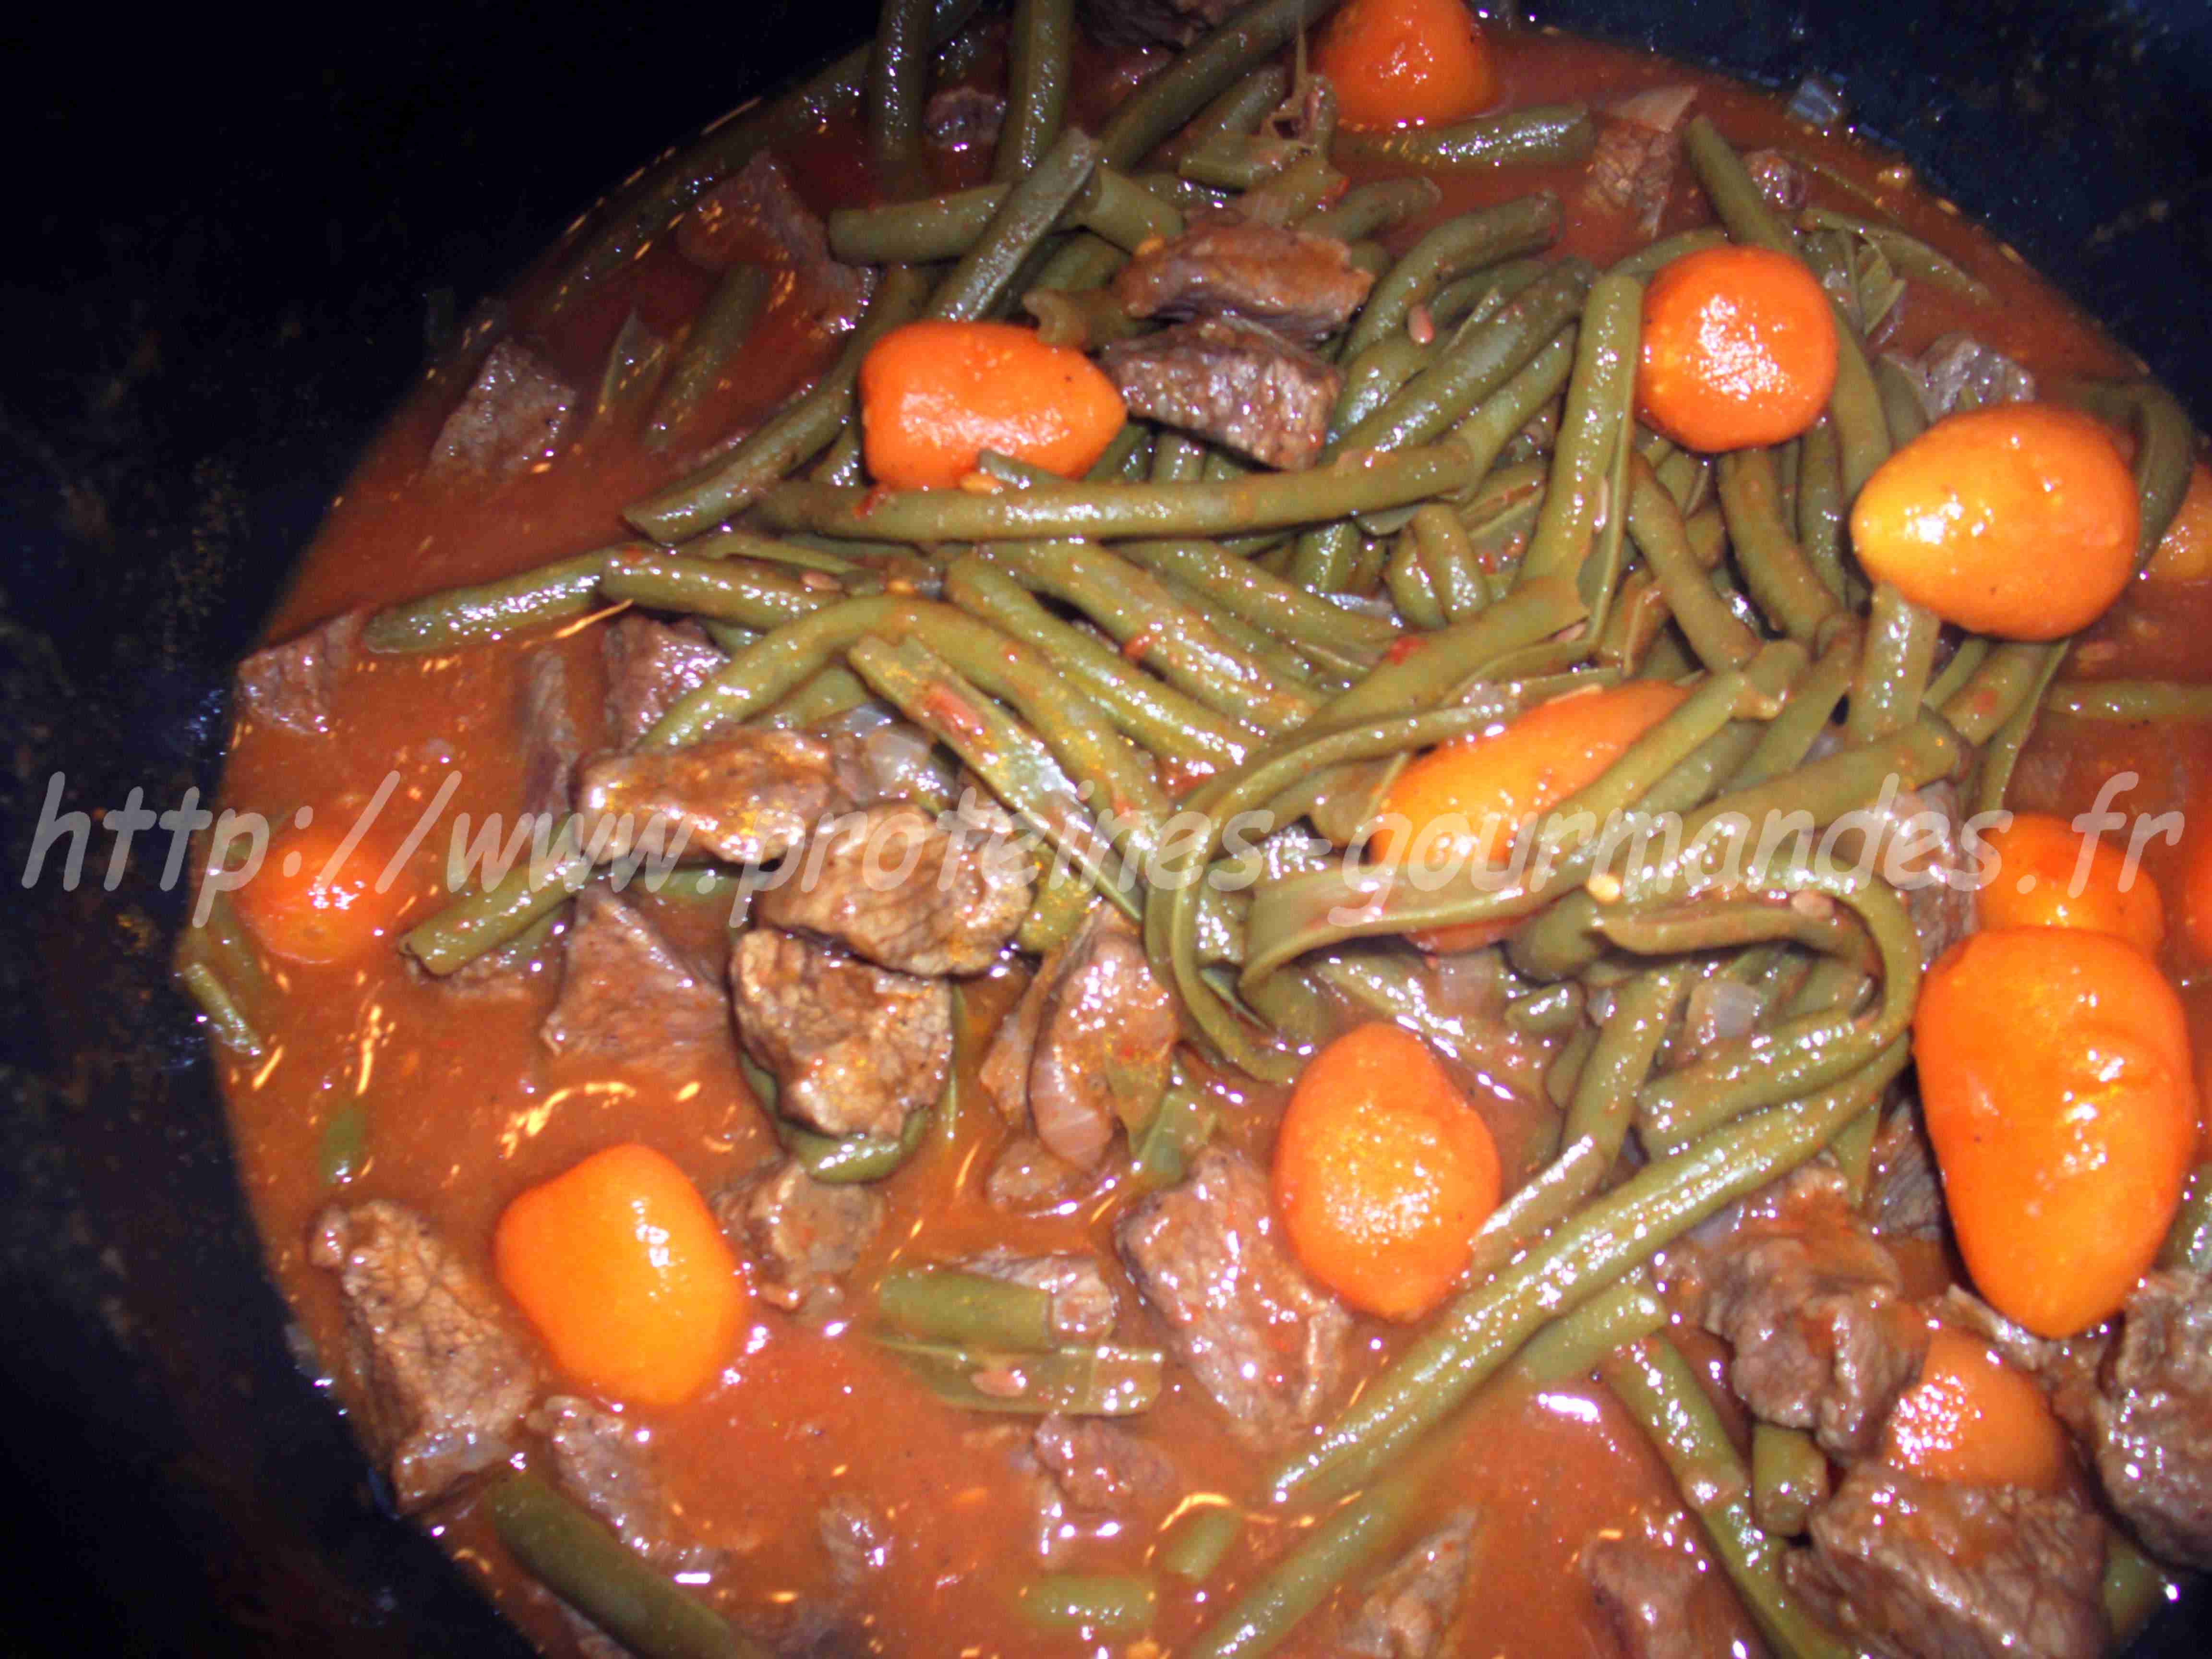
[2,2,2210,1653]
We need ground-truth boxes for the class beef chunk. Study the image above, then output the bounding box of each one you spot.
[1744,147,1810,213]
[1700,1196,1927,1457]
[731,927,951,1140]
[1582,1534,1720,1659]
[713,1158,883,1312]
[1031,1414,1175,1513]
[2089,1267,2212,1568]
[966,1250,1118,1342]
[308,1202,534,1510]
[575,728,861,866]
[541,889,731,1067]
[1116,1147,1350,1444]
[1867,1101,1945,1241]
[983,1134,1090,1213]
[677,153,867,335]
[1080,0,1241,49]
[1099,317,1341,470]
[1584,85,1696,237]
[433,340,576,474]
[603,616,727,751]
[1337,1509,1477,1659]
[1874,779,1977,968]
[1787,1461,2107,1659]
[1111,215,1374,347]
[529,1395,722,1575]
[925,84,1005,150]
[1884,334,2037,424]
[758,803,1033,976]
[235,611,362,736]
[981,903,1178,1169]
[518,648,582,826]
[818,1492,891,1587]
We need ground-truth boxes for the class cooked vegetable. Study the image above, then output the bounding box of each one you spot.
[2142,458,2212,584]
[1879,1325,2072,1491]
[1637,245,1839,452]
[1313,0,1499,132]
[1974,810,2164,952]
[233,822,418,965]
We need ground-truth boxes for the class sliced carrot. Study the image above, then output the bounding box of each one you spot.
[1976,811,2164,955]
[495,1143,745,1407]
[2184,811,2212,965]
[2142,459,2212,585]
[1915,927,2199,1336]
[232,821,419,965]
[1850,403,2140,640]
[1635,245,1837,452]
[1273,1023,1501,1320]
[1882,1325,2072,1491]
[1313,0,1499,132]
[859,319,1125,490]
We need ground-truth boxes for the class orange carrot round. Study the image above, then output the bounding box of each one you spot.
[1977,811,2164,955]
[2142,459,2212,585]
[1635,245,1838,452]
[1273,1023,1501,1319]
[232,821,418,965]
[1313,0,1499,132]
[859,319,1125,490]
[1881,1325,2071,1491]
[1915,927,2199,1336]
[1850,403,2140,640]
[495,1143,745,1407]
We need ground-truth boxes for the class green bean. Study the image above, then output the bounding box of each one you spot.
[1722,627,1854,788]
[2158,1161,2212,1272]
[1137,170,1234,213]
[1121,540,1398,677]
[1184,1463,1431,1659]
[1717,447,1842,643]
[1098,0,1345,170]
[995,0,1073,181]
[1092,421,1153,481]
[932,129,1103,322]
[1917,636,1987,714]
[1499,1274,1667,1387]
[1149,432,1210,484]
[877,1267,1055,1349]
[1307,570,1587,727]
[1608,227,1729,279]
[2103,1535,2181,1642]
[830,165,1176,265]
[1683,118,1888,496]
[1437,329,1580,503]
[489,1473,757,1659]
[1176,63,1292,155]
[1798,207,1995,303]
[946,556,1255,767]
[776,1096,933,1183]
[1794,416,1850,601]
[1030,229,1128,293]
[1021,1575,1157,1632]
[1155,571,1323,689]
[2044,678,2212,722]
[1175,131,1300,190]
[1871,354,1929,448]
[1849,581,1940,740]
[1385,534,1449,629]
[1337,105,1595,173]
[625,264,931,543]
[1158,1503,1242,1581]
[600,554,836,630]
[643,264,772,448]
[1346,193,1564,358]
[1271,1047,1907,1503]
[1517,273,1639,607]
[403,828,591,976]
[1130,1070,1220,1191]
[1601,1343,1857,1659]
[1503,981,1585,1035]
[1938,639,2044,745]
[1299,177,1443,242]
[178,962,261,1057]
[363,550,618,653]
[1749,1423,1832,1539]
[1284,521,1359,594]
[2068,378,2198,565]
[1018,861,1096,954]
[1974,642,2067,815]
[867,0,934,168]
[1626,456,1758,670]
[1405,505,1487,622]
[878,1337,1164,1414]
[593,311,671,427]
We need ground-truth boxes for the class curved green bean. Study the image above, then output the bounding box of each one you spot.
[994,0,1073,182]
[1098,0,1346,170]
[1300,177,1443,242]
[1346,193,1564,359]
[645,264,772,448]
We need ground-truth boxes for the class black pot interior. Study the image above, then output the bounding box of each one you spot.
[3,2,2208,1651]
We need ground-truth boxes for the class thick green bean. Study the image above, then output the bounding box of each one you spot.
[995,0,1073,181]
[1750,1422,1832,1538]
[1439,329,1579,499]
[777,1100,932,1183]
[1337,105,1596,173]
[1176,132,1300,190]
[1118,540,1400,676]
[877,1267,1055,1349]
[644,264,772,447]
[1176,62,1292,154]
[600,554,835,630]
[593,311,671,427]
[1938,640,2045,745]
[1717,447,1842,644]
[877,1337,1164,1414]
[1517,272,1640,609]
[1130,1071,1220,1190]
[178,962,261,1057]
[363,551,618,653]
[1099,0,1346,170]
[1345,193,1564,358]
[1030,229,1128,293]
[1299,177,1443,242]
[1021,1575,1156,1632]
[1626,455,1758,670]
[1848,581,1940,740]
[867,0,934,168]
[2043,678,2212,723]
[403,830,591,976]
[1499,1274,1668,1387]
[1158,1502,1242,1581]
[1794,416,1850,601]
[2103,1535,2181,1643]
[929,128,1102,323]
[829,165,1177,264]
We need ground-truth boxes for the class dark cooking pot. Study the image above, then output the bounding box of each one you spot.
[3,2,2207,1651]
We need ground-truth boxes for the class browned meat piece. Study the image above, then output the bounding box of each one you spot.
[1116,1147,1350,1444]
[2088,1268,2212,1568]
[677,153,868,335]
[235,611,362,736]
[432,339,576,474]
[1867,1101,1945,1240]
[1080,0,1240,49]
[713,1157,883,1312]
[1337,1509,1477,1659]
[981,903,1178,1169]
[818,1492,891,1587]
[1787,1461,2108,1659]
[518,648,582,825]
[575,727,861,866]
[529,1395,723,1575]
[925,85,1006,150]
[731,927,951,1140]
[966,1250,1118,1341]
[1884,334,2037,424]
[1700,1195,1927,1457]
[1584,86,1696,237]
[1744,147,1810,213]
[983,1135,1090,1213]
[540,888,730,1067]
[603,615,726,750]
[1099,317,1341,470]
[1111,215,1374,346]
[1582,1533,1726,1659]
[1886,779,1977,968]
[307,1202,535,1510]
[1032,1414,1175,1513]
[757,802,1033,976]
